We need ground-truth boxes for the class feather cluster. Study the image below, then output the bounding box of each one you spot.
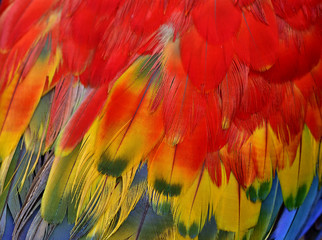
[0,0,321,239]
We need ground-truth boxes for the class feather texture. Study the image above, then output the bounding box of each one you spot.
[0,0,321,239]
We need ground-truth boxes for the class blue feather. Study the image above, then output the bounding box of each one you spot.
[285,177,319,240]
[299,196,322,237]
[49,217,74,240]
[270,177,320,240]
[2,207,14,240]
[251,177,283,239]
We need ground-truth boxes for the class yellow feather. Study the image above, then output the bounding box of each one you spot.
[173,167,227,239]
[318,141,322,188]
[215,174,261,239]
[0,152,15,194]
[0,47,61,160]
[277,125,318,209]
[102,177,147,239]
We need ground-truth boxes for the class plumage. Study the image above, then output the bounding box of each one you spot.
[0,0,321,239]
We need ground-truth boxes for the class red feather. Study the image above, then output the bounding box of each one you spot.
[180,26,233,91]
[57,85,108,155]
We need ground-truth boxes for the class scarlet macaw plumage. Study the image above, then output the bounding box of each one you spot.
[0,0,321,239]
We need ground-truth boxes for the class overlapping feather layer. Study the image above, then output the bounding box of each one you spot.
[0,0,321,239]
